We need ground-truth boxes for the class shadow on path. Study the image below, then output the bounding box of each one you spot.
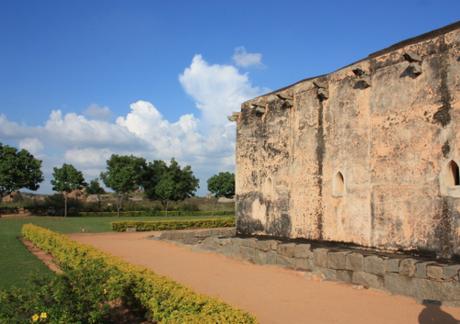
[418,300,459,324]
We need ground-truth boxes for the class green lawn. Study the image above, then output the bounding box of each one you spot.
[0,215,229,289]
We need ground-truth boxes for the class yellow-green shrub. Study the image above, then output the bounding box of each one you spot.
[111,217,235,232]
[21,224,256,323]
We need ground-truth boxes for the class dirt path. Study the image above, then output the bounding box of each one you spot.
[70,232,460,324]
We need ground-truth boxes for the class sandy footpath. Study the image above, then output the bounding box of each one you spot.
[69,232,460,324]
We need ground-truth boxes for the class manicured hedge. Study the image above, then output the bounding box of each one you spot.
[112,217,235,232]
[21,224,256,323]
[80,210,234,217]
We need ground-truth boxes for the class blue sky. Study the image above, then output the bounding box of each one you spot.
[0,0,459,195]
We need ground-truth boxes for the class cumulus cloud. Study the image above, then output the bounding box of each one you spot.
[179,54,264,126]
[83,104,112,120]
[232,46,263,68]
[44,110,142,148]
[19,138,44,155]
[2,52,267,194]
[64,148,113,168]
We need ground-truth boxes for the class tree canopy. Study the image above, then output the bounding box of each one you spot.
[100,154,146,215]
[51,163,86,217]
[86,178,105,195]
[207,172,235,198]
[0,143,43,199]
[143,158,199,212]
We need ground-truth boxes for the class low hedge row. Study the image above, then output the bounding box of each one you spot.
[21,224,256,323]
[80,210,234,217]
[112,217,235,232]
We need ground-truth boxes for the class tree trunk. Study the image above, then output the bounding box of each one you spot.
[161,200,169,217]
[97,194,101,211]
[116,193,124,217]
[214,196,219,216]
[64,192,68,217]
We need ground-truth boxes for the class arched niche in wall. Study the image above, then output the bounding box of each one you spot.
[447,160,460,187]
[440,160,460,197]
[333,171,345,197]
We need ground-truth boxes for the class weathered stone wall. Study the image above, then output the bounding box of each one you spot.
[235,22,460,258]
[191,235,460,306]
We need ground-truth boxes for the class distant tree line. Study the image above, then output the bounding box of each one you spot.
[0,142,235,216]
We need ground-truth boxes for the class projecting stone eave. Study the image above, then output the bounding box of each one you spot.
[240,19,460,113]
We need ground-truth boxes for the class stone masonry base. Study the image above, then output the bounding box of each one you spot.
[152,228,460,306]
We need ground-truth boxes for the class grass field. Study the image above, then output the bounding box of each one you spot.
[0,215,231,289]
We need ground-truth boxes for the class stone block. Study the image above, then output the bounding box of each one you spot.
[352,271,384,289]
[427,265,443,281]
[241,238,258,248]
[277,243,297,258]
[219,243,238,257]
[384,273,413,297]
[295,257,313,271]
[315,267,337,281]
[253,250,268,265]
[240,246,256,262]
[293,243,312,258]
[327,251,350,270]
[399,258,417,277]
[363,255,385,275]
[384,258,401,273]
[276,254,296,268]
[265,251,278,264]
[255,239,279,252]
[201,236,219,250]
[415,262,434,279]
[336,270,353,283]
[346,252,364,271]
[443,265,460,281]
[313,248,329,267]
[231,237,245,248]
[412,278,460,302]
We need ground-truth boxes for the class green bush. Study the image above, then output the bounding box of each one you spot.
[21,224,256,323]
[0,266,113,323]
[111,217,235,232]
[80,210,234,217]
[23,194,82,216]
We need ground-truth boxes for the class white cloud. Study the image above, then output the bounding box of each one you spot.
[232,46,263,68]
[64,148,113,168]
[19,138,44,155]
[44,110,142,148]
[179,54,264,126]
[83,104,112,120]
[1,52,267,195]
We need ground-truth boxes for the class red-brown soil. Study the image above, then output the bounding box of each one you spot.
[22,238,63,274]
[69,232,460,324]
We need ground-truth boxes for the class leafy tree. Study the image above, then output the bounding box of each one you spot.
[51,164,86,217]
[207,172,235,199]
[86,178,105,209]
[100,155,146,216]
[141,160,167,199]
[143,158,199,214]
[154,174,175,215]
[0,143,43,200]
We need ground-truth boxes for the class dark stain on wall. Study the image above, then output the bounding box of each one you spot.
[442,141,451,158]
[435,198,457,259]
[432,37,453,127]
[236,191,292,237]
[315,96,325,240]
[235,192,265,235]
[266,214,291,237]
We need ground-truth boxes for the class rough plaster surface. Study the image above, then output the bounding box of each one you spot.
[235,22,460,258]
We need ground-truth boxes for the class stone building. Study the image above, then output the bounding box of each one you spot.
[233,21,460,259]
